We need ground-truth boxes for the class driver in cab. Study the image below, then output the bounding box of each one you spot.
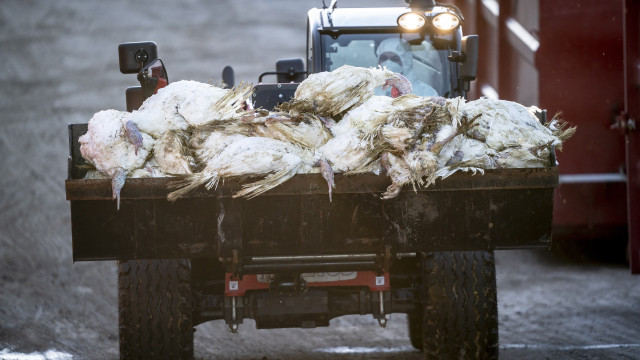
[376,37,438,97]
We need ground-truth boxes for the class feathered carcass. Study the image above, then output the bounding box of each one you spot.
[78,80,254,208]
[77,65,574,208]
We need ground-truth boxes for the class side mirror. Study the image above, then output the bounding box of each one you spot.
[460,35,479,82]
[118,41,158,74]
[258,58,306,83]
[138,58,168,100]
[276,58,306,83]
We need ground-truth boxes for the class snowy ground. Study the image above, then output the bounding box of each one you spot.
[0,1,639,359]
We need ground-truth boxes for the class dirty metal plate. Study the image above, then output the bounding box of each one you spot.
[219,186,554,258]
[70,197,217,261]
[65,167,558,200]
[68,168,557,260]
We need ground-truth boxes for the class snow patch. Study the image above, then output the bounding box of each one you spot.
[313,346,416,354]
[0,349,73,360]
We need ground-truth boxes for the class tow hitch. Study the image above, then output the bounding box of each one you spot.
[222,251,393,332]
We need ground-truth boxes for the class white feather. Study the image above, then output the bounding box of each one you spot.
[153,131,192,175]
[459,97,558,151]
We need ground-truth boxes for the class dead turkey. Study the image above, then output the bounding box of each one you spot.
[79,109,154,208]
[78,66,575,207]
[280,65,412,119]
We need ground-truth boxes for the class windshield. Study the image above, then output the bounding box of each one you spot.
[321,33,452,97]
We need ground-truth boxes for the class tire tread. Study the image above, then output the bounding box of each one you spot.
[118,259,193,360]
[422,251,498,360]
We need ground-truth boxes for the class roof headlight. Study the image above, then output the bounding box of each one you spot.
[397,12,426,31]
[432,12,460,31]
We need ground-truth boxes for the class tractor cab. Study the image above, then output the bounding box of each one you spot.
[307,4,477,98]
[253,0,478,110]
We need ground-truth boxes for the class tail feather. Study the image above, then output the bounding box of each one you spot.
[232,164,300,199]
[276,99,315,116]
[547,114,577,151]
[167,172,216,202]
[435,165,484,181]
[208,82,254,120]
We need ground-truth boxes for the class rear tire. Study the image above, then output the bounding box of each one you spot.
[118,259,194,360]
[421,251,498,359]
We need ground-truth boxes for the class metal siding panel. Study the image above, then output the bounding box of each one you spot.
[536,0,628,233]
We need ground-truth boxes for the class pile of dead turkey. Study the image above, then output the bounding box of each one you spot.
[79,65,576,208]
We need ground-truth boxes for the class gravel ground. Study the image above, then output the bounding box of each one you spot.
[1,1,638,359]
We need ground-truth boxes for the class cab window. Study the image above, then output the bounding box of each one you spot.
[321,33,452,97]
